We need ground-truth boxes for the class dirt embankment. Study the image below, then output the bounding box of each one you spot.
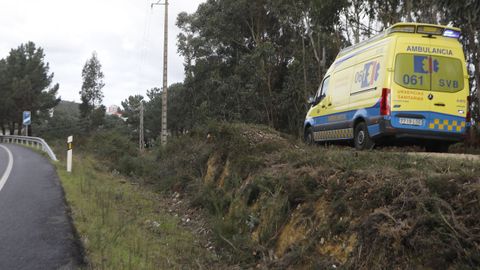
[98,123,476,269]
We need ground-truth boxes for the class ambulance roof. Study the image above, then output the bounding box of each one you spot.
[337,23,462,60]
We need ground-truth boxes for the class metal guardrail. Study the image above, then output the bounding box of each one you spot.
[0,135,58,161]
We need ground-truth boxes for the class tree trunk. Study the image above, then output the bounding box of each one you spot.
[404,0,413,22]
[267,71,275,128]
[348,0,362,44]
[302,37,308,101]
[466,29,480,122]
[9,122,15,135]
[17,120,23,136]
[474,59,480,121]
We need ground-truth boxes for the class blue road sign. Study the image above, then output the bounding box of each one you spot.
[23,111,31,126]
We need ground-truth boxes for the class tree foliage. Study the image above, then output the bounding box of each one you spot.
[175,0,345,135]
[76,51,107,132]
[0,41,60,135]
[122,85,189,144]
[121,94,144,128]
[26,1,480,141]
[80,52,105,119]
[168,0,480,135]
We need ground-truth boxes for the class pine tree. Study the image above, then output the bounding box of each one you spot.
[0,42,60,135]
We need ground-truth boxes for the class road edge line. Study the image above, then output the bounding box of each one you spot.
[0,144,13,193]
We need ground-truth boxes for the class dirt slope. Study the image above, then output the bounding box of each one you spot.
[148,124,480,269]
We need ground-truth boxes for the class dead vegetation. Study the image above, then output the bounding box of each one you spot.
[155,123,480,269]
[84,123,480,269]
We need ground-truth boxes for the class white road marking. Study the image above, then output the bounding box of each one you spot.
[0,144,13,193]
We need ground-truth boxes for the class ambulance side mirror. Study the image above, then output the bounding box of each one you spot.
[307,96,316,105]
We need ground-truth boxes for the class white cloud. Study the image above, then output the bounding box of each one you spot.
[0,0,205,105]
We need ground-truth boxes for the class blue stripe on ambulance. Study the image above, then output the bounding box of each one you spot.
[304,101,381,140]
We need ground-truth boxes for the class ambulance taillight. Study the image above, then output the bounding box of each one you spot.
[380,88,391,116]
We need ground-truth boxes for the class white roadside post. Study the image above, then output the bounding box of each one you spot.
[67,136,73,173]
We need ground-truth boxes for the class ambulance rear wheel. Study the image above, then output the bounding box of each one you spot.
[304,127,315,145]
[354,122,374,150]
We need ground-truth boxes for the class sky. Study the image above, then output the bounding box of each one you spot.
[0,0,205,107]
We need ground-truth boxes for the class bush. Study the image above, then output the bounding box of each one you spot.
[77,122,480,269]
[86,130,139,174]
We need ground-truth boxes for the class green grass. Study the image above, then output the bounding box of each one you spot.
[49,123,480,269]
[55,154,216,269]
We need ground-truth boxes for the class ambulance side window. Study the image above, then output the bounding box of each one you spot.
[316,76,330,102]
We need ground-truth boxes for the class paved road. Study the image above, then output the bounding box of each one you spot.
[0,144,83,270]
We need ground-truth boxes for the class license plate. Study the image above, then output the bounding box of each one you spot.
[399,118,424,126]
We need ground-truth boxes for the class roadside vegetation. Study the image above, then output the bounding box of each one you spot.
[54,149,220,269]
[55,123,480,269]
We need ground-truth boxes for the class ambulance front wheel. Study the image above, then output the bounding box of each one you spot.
[354,122,374,150]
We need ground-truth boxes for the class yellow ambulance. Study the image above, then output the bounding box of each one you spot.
[304,23,470,152]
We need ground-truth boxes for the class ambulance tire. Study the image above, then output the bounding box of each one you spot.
[354,122,374,150]
[304,127,315,145]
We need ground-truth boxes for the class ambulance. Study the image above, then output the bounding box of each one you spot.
[304,23,470,152]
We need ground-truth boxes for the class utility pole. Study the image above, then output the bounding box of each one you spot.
[152,0,169,146]
[139,102,145,152]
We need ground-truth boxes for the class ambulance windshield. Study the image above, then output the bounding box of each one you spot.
[394,54,464,93]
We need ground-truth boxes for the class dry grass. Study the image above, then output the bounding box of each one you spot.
[55,154,218,269]
[54,123,480,269]
[156,123,480,269]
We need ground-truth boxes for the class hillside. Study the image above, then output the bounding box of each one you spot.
[75,123,480,269]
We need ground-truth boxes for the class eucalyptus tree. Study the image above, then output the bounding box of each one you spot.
[176,0,347,134]
[174,0,480,135]
[79,52,105,119]
[437,0,480,120]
